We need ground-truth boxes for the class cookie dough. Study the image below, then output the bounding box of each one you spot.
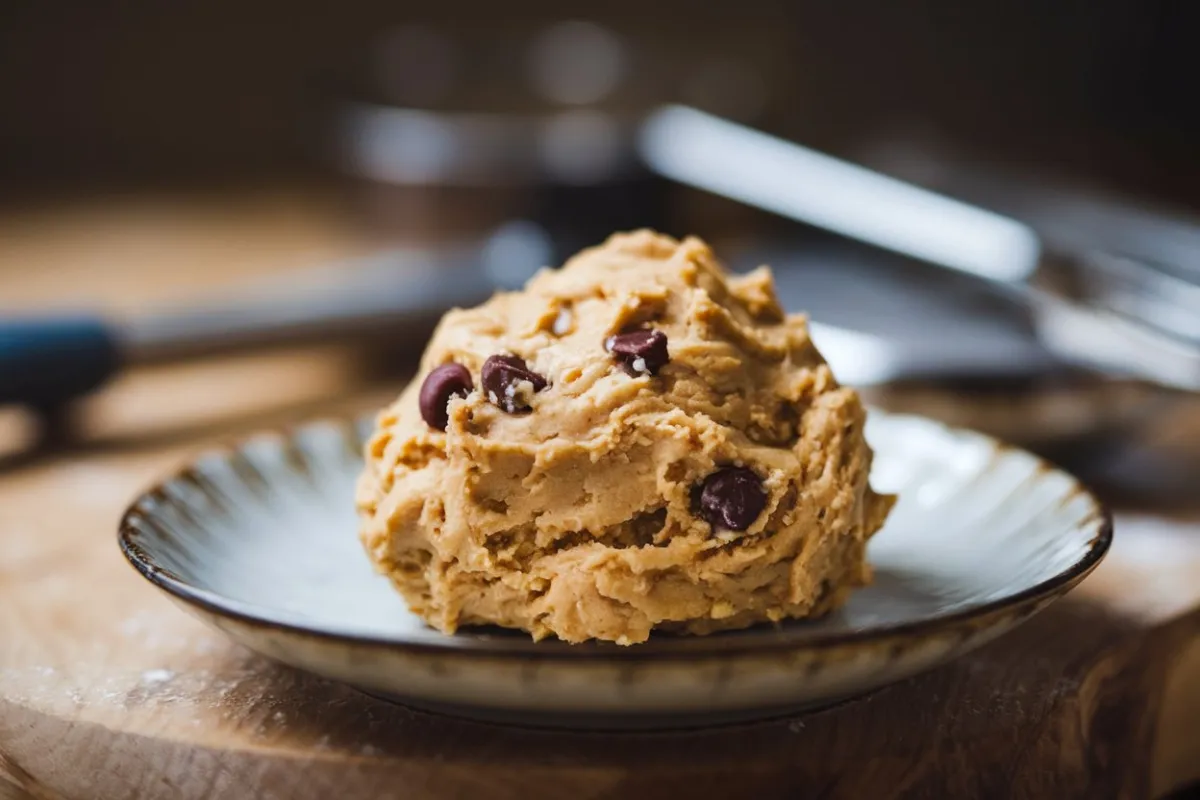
[357,230,894,644]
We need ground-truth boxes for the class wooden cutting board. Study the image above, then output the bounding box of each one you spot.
[3,192,1200,800]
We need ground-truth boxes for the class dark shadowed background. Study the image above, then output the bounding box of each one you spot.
[2,1,1197,205]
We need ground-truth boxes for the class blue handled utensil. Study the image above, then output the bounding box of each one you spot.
[0,316,122,408]
[0,224,552,409]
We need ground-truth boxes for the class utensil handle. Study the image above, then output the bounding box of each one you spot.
[0,316,122,407]
[637,105,1043,283]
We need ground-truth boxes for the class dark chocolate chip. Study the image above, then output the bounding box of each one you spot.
[697,467,767,531]
[606,328,669,375]
[481,354,548,413]
[418,363,474,431]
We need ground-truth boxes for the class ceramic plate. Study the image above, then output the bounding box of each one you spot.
[119,410,1110,729]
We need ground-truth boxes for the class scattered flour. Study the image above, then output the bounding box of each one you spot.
[141,668,174,685]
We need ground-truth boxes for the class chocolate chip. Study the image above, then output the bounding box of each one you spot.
[606,329,669,375]
[697,467,767,531]
[481,354,548,413]
[418,363,474,431]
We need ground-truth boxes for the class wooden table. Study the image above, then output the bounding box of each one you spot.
[2,190,1199,800]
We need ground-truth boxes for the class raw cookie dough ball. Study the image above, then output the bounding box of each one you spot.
[357,230,895,644]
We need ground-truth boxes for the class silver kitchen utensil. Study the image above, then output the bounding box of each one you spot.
[638,105,1200,391]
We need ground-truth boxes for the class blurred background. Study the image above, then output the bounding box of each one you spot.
[4,1,1198,200]
[1,1,1199,496]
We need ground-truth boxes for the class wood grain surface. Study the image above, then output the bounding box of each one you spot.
[2,191,1199,800]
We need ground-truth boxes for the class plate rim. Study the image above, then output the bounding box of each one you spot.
[117,411,1113,662]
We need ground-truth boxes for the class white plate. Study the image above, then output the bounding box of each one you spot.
[119,410,1110,729]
